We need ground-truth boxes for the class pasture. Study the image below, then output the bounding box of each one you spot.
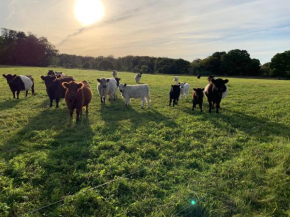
[0,66,290,216]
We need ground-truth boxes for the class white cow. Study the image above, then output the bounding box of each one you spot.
[119,84,150,108]
[173,76,179,84]
[97,77,117,103]
[112,70,117,78]
[179,82,190,98]
[135,73,142,83]
[55,72,66,77]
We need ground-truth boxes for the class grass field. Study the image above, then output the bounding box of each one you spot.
[0,66,290,217]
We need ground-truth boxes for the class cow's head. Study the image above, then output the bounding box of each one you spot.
[62,81,84,99]
[211,78,228,94]
[119,83,127,93]
[3,74,17,84]
[115,77,121,87]
[41,75,57,88]
[97,78,110,89]
[171,84,181,93]
[208,75,215,82]
[47,70,55,76]
[193,88,204,99]
[179,82,186,89]
[55,72,63,78]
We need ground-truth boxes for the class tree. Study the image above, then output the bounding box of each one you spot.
[98,58,114,70]
[220,49,252,76]
[141,65,150,73]
[260,62,273,77]
[82,62,91,69]
[270,51,290,78]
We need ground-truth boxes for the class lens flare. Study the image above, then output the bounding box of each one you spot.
[74,0,105,26]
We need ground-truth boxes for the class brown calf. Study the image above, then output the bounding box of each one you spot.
[192,88,204,112]
[62,80,92,121]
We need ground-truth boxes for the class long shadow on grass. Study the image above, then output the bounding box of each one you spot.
[100,98,178,138]
[207,109,290,140]
[0,98,22,111]
[0,101,94,216]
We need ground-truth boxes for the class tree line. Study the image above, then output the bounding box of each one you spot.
[0,28,289,78]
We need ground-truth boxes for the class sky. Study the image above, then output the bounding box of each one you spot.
[1,0,290,64]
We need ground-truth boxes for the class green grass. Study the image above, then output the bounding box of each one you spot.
[0,66,290,217]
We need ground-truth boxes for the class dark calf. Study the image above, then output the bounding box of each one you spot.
[3,74,35,99]
[41,75,74,108]
[204,78,229,113]
[192,88,204,112]
[47,70,55,76]
[169,84,181,107]
[62,80,92,121]
[115,77,121,87]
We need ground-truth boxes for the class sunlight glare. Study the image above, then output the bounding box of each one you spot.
[74,0,105,26]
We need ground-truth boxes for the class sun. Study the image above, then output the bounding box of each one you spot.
[74,0,105,26]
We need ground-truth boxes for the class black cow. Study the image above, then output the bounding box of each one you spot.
[192,88,204,112]
[169,84,181,107]
[41,75,74,108]
[47,70,55,76]
[3,74,35,99]
[115,77,121,87]
[204,78,229,113]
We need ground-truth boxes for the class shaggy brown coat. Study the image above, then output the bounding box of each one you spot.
[62,80,92,121]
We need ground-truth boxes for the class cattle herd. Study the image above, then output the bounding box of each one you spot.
[2,71,229,121]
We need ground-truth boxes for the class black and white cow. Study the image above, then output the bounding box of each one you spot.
[2,74,35,99]
[204,78,228,113]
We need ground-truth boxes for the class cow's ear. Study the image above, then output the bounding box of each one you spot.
[210,78,216,84]
[97,79,101,83]
[201,88,204,91]
[224,79,229,84]
[193,88,197,91]
[172,85,174,87]
[106,79,110,83]
[41,76,46,80]
[119,78,121,81]
[77,83,84,89]
[184,82,186,84]
[2,74,7,78]
[62,82,69,89]
[124,83,127,87]
[12,74,17,78]
[178,82,180,84]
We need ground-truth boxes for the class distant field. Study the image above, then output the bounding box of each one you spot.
[0,66,290,217]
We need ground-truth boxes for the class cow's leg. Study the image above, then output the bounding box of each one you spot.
[125,98,130,106]
[192,101,195,110]
[141,98,145,108]
[31,84,35,96]
[169,98,172,106]
[49,97,53,107]
[25,91,28,97]
[56,97,60,108]
[103,97,106,104]
[199,102,203,112]
[146,96,150,108]
[86,105,89,114]
[100,97,103,104]
[70,109,73,119]
[16,90,20,99]
[216,99,221,113]
[208,100,212,113]
[12,91,15,98]
[76,110,80,121]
